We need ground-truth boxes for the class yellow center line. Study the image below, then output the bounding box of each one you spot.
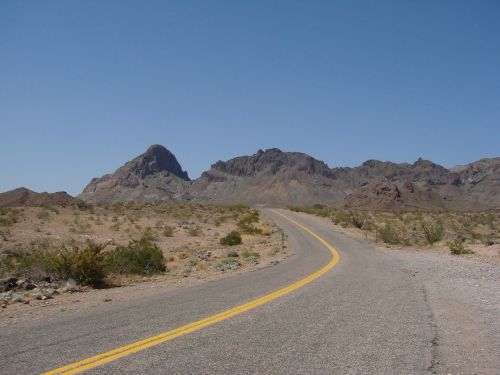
[42,210,340,375]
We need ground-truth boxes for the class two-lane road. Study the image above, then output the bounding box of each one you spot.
[0,209,433,374]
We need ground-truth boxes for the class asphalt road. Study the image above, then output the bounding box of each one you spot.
[0,209,433,374]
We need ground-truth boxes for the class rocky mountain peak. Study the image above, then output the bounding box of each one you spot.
[78,145,191,204]
[209,148,333,178]
[128,144,190,181]
[413,157,438,168]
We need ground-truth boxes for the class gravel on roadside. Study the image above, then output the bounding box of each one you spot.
[379,246,500,375]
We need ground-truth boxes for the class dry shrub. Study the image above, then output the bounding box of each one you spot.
[448,239,474,255]
[220,231,242,246]
[104,237,165,275]
[259,225,273,236]
[15,240,108,287]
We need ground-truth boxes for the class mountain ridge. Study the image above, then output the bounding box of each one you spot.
[2,145,498,210]
[0,187,82,207]
[76,145,499,210]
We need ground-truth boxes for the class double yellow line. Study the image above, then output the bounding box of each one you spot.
[43,211,340,375]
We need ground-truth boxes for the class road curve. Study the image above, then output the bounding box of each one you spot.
[0,209,432,374]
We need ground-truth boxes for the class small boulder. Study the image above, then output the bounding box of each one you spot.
[30,292,43,300]
[0,278,18,292]
[41,288,55,298]
[11,293,24,303]
[61,279,78,293]
[0,291,13,301]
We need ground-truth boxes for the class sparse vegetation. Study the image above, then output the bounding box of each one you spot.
[421,219,445,246]
[104,236,166,275]
[12,240,107,287]
[290,206,499,249]
[220,231,242,246]
[448,239,474,255]
[259,225,273,236]
[36,210,51,221]
[0,203,287,294]
[242,251,260,258]
[0,208,22,226]
[163,225,174,237]
[187,226,202,236]
[378,222,401,245]
[237,210,262,234]
[216,258,241,271]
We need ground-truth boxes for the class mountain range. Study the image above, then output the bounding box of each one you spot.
[74,145,499,210]
[1,145,498,210]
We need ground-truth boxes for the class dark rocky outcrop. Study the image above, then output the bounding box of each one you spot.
[78,145,191,204]
[127,144,189,180]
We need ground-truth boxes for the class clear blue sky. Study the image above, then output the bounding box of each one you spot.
[1,1,499,195]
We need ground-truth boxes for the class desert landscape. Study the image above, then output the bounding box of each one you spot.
[0,202,289,315]
[1,144,497,320]
[1,2,499,372]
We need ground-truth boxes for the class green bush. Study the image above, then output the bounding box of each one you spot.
[104,237,166,275]
[448,239,474,255]
[422,219,445,245]
[36,210,51,221]
[142,227,158,242]
[237,210,262,234]
[229,204,250,211]
[163,225,174,237]
[55,242,107,286]
[187,226,202,236]
[378,222,401,245]
[331,209,351,228]
[0,208,21,227]
[0,253,15,278]
[242,251,260,264]
[351,211,366,229]
[220,231,242,246]
[216,258,241,271]
[242,251,260,258]
[214,216,226,226]
[15,241,107,287]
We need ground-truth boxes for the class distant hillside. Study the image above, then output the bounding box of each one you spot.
[190,148,345,206]
[0,188,81,207]
[79,145,191,204]
[73,145,499,210]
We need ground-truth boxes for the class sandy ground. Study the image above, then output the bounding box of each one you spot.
[0,205,268,257]
[380,246,500,374]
